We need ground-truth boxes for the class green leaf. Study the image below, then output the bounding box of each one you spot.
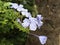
[13,21,29,33]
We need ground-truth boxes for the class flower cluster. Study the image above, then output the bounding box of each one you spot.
[10,3,43,31]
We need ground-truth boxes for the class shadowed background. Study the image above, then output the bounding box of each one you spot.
[25,0,60,45]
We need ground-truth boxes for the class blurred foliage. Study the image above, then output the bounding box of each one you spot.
[0,0,29,45]
[1,0,38,17]
[0,30,27,45]
[0,0,29,33]
[0,0,38,45]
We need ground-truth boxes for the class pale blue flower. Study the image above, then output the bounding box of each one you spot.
[10,3,18,9]
[21,9,28,12]
[22,18,30,28]
[22,15,43,31]
[37,14,43,29]
[37,14,43,21]
[22,17,38,31]
[17,4,24,12]
[19,4,23,8]
[21,11,31,17]
[10,3,32,18]
[38,36,47,45]
[30,22,37,31]
[17,4,28,12]
[29,17,38,24]
[10,3,43,31]
[29,17,38,31]
[37,21,43,29]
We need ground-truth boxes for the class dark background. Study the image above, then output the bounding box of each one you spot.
[25,0,60,45]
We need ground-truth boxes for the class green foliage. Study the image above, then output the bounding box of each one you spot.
[0,0,38,45]
[1,0,38,17]
[0,1,28,45]
[0,0,29,33]
[0,30,27,45]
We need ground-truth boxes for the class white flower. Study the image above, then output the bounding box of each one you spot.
[38,36,47,45]
[10,3,18,9]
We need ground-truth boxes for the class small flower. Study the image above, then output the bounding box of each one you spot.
[22,9,28,12]
[22,18,30,28]
[38,36,47,45]
[21,14,43,31]
[29,17,38,31]
[10,3,43,31]
[19,4,23,8]
[37,14,43,29]
[17,4,24,12]
[30,22,37,31]
[22,17,38,31]
[21,11,31,17]
[10,3,18,9]
[37,14,43,21]
[37,21,43,29]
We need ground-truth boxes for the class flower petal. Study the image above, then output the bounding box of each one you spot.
[22,22,30,28]
[23,18,30,23]
[22,18,30,28]
[17,7,24,12]
[19,4,23,8]
[22,9,28,12]
[38,36,47,45]
[29,17,38,24]
[21,11,31,17]
[37,21,43,29]
[10,3,18,9]
[30,23,37,31]
[37,14,43,21]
